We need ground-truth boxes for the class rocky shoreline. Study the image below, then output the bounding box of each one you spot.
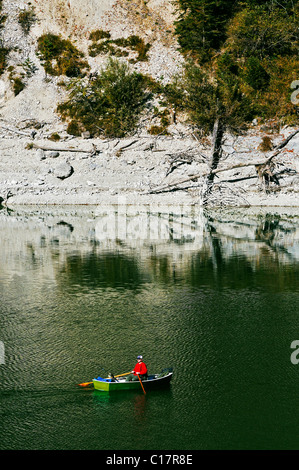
[0,123,298,208]
[0,2,298,209]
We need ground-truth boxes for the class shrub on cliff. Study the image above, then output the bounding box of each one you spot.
[37,33,89,77]
[58,58,150,138]
[18,7,37,34]
[0,1,8,75]
[0,45,9,75]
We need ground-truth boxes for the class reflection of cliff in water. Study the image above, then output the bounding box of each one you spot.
[0,206,299,292]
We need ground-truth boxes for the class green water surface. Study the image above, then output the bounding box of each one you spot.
[0,206,298,450]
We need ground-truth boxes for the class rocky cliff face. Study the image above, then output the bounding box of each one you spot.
[0,0,182,124]
[33,0,176,39]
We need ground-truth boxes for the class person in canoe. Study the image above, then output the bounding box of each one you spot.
[126,355,148,381]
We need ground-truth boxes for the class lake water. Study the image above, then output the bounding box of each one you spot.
[0,204,298,450]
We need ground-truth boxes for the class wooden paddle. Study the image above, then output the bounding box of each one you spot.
[78,371,131,387]
[137,373,146,395]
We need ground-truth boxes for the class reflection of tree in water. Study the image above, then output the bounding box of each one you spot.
[58,250,184,289]
[254,214,297,261]
[147,254,183,285]
[58,251,149,290]
[187,244,257,290]
[54,211,299,292]
[254,215,286,244]
[186,212,299,291]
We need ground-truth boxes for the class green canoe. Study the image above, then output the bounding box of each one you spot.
[93,371,173,392]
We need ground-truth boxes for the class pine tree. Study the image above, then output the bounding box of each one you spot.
[172,0,299,203]
[174,0,238,62]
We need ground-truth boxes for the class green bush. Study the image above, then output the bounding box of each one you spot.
[247,56,299,122]
[0,0,8,75]
[174,0,237,63]
[148,125,169,135]
[0,46,9,75]
[126,35,151,61]
[48,133,61,141]
[66,120,81,136]
[37,33,89,77]
[166,60,255,134]
[89,30,111,41]
[244,57,270,91]
[18,7,37,34]
[58,58,151,138]
[22,58,38,77]
[12,76,25,95]
[226,4,298,59]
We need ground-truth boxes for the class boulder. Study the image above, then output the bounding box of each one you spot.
[37,148,46,160]
[54,162,74,180]
[48,151,60,158]
[81,131,90,139]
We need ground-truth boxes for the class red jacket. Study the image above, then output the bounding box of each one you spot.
[133,361,147,376]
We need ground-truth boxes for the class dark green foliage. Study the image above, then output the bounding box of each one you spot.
[0,0,8,75]
[174,0,238,62]
[48,133,61,141]
[172,0,299,128]
[227,3,298,59]
[126,35,151,62]
[8,68,26,95]
[38,34,69,61]
[0,46,9,75]
[226,1,299,121]
[12,76,25,95]
[66,120,81,136]
[18,7,37,34]
[180,61,254,134]
[37,34,89,77]
[89,29,111,41]
[244,57,270,91]
[163,79,186,112]
[142,75,164,94]
[148,125,168,135]
[175,0,298,61]
[58,58,150,138]
[22,58,38,77]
